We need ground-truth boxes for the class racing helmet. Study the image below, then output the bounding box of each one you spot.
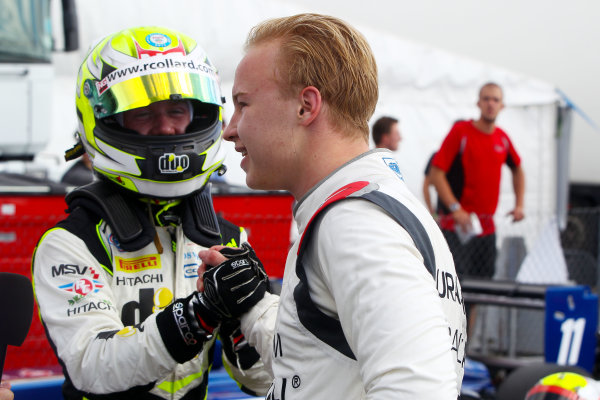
[73,26,226,198]
[525,372,600,400]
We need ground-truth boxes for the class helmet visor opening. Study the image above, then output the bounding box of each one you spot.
[187,101,219,133]
[93,70,222,119]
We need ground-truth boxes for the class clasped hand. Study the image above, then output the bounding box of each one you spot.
[196,243,269,321]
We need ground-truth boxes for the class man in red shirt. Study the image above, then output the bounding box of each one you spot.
[430,82,525,279]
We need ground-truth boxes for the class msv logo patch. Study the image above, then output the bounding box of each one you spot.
[51,264,100,279]
[382,157,404,180]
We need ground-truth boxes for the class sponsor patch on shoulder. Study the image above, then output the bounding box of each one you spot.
[59,278,103,296]
[108,233,124,252]
[382,157,404,180]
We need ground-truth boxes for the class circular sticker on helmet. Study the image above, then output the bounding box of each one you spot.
[146,33,172,48]
[83,81,92,97]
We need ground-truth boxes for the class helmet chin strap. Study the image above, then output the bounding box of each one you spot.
[64,140,85,161]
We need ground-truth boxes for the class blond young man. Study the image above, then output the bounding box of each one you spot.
[199,14,467,399]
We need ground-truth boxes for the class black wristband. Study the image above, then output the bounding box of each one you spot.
[156,294,215,364]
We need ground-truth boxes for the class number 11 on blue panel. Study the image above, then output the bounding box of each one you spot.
[545,286,598,373]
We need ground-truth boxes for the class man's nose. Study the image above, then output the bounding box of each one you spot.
[151,114,177,135]
[223,117,237,142]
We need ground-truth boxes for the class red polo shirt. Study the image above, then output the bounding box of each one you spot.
[432,120,521,234]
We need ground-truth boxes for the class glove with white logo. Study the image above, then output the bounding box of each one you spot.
[201,243,269,320]
[156,291,220,363]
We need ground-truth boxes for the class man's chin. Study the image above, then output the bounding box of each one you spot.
[245,174,263,190]
[246,176,279,192]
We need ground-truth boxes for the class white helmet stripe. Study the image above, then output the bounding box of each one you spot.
[95,138,142,176]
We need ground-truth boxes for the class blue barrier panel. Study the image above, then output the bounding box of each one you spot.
[207,370,262,400]
[545,285,598,373]
[10,376,63,400]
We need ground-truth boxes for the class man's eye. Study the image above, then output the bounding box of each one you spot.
[168,108,187,116]
[134,112,152,120]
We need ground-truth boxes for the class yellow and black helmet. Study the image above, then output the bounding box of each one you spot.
[73,26,225,198]
[525,372,600,400]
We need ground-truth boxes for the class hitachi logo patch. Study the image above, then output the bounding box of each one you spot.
[116,255,161,273]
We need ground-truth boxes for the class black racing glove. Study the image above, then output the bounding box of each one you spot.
[156,291,221,364]
[202,243,269,320]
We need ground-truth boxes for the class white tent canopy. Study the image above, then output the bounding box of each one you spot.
[369,25,565,227]
[364,26,567,270]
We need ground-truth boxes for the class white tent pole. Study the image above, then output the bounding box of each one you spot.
[556,102,573,231]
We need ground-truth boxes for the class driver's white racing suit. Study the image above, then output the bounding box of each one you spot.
[241,149,467,399]
[32,185,272,400]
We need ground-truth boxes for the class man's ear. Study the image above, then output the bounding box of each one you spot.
[298,86,322,126]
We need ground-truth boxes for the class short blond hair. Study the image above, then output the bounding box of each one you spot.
[245,13,379,140]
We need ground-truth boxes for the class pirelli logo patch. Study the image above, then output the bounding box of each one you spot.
[116,255,161,273]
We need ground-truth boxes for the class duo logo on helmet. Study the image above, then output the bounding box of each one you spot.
[159,153,190,174]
